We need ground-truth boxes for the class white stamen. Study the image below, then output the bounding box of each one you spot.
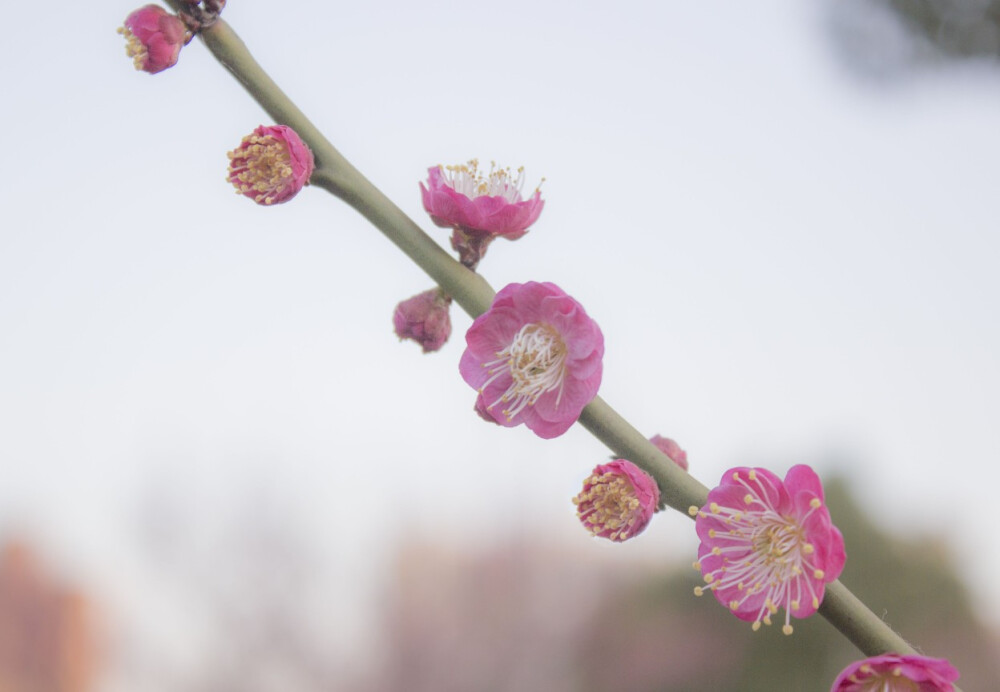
[442,159,527,203]
[701,479,820,630]
[480,322,567,420]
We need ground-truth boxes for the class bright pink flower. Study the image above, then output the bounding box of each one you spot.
[420,160,544,240]
[393,288,452,353]
[650,434,688,471]
[459,282,603,439]
[574,459,659,542]
[691,464,846,634]
[830,654,959,692]
[118,5,187,74]
[227,125,314,206]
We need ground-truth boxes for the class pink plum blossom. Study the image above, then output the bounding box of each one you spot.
[650,434,688,471]
[831,654,959,692]
[459,282,603,439]
[574,459,659,542]
[118,5,187,74]
[421,161,544,268]
[227,125,314,206]
[393,288,452,353]
[691,464,846,634]
[421,161,544,238]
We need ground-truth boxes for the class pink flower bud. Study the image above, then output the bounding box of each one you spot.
[573,460,659,542]
[649,434,688,471]
[226,125,315,205]
[393,289,452,353]
[473,394,500,425]
[117,5,187,75]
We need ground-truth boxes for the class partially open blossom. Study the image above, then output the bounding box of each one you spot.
[117,5,187,74]
[393,288,452,353]
[690,464,845,635]
[650,434,688,471]
[227,125,314,205]
[831,654,959,692]
[421,160,544,238]
[459,282,603,439]
[574,460,659,542]
[421,160,544,268]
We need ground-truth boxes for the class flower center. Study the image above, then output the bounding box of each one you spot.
[442,159,527,202]
[117,26,148,71]
[696,470,824,634]
[227,135,294,205]
[851,665,919,692]
[481,323,567,420]
[573,472,641,541]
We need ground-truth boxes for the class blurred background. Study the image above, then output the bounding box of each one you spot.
[2,0,999,689]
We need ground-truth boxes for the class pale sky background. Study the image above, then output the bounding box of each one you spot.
[1,0,999,687]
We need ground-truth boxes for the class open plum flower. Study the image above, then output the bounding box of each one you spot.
[459,282,603,439]
[574,459,659,542]
[420,161,544,268]
[691,464,845,635]
[830,654,959,691]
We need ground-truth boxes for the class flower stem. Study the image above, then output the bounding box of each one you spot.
[166,3,960,679]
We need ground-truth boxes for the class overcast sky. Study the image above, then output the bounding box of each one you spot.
[1,0,999,685]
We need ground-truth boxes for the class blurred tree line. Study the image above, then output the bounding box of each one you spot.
[828,0,1000,78]
[114,473,1000,690]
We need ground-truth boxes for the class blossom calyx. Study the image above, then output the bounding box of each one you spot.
[118,5,187,74]
[574,460,659,542]
[830,654,959,691]
[227,125,315,205]
[459,282,603,439]
[393,288,452,353]
[692,464,846,634]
